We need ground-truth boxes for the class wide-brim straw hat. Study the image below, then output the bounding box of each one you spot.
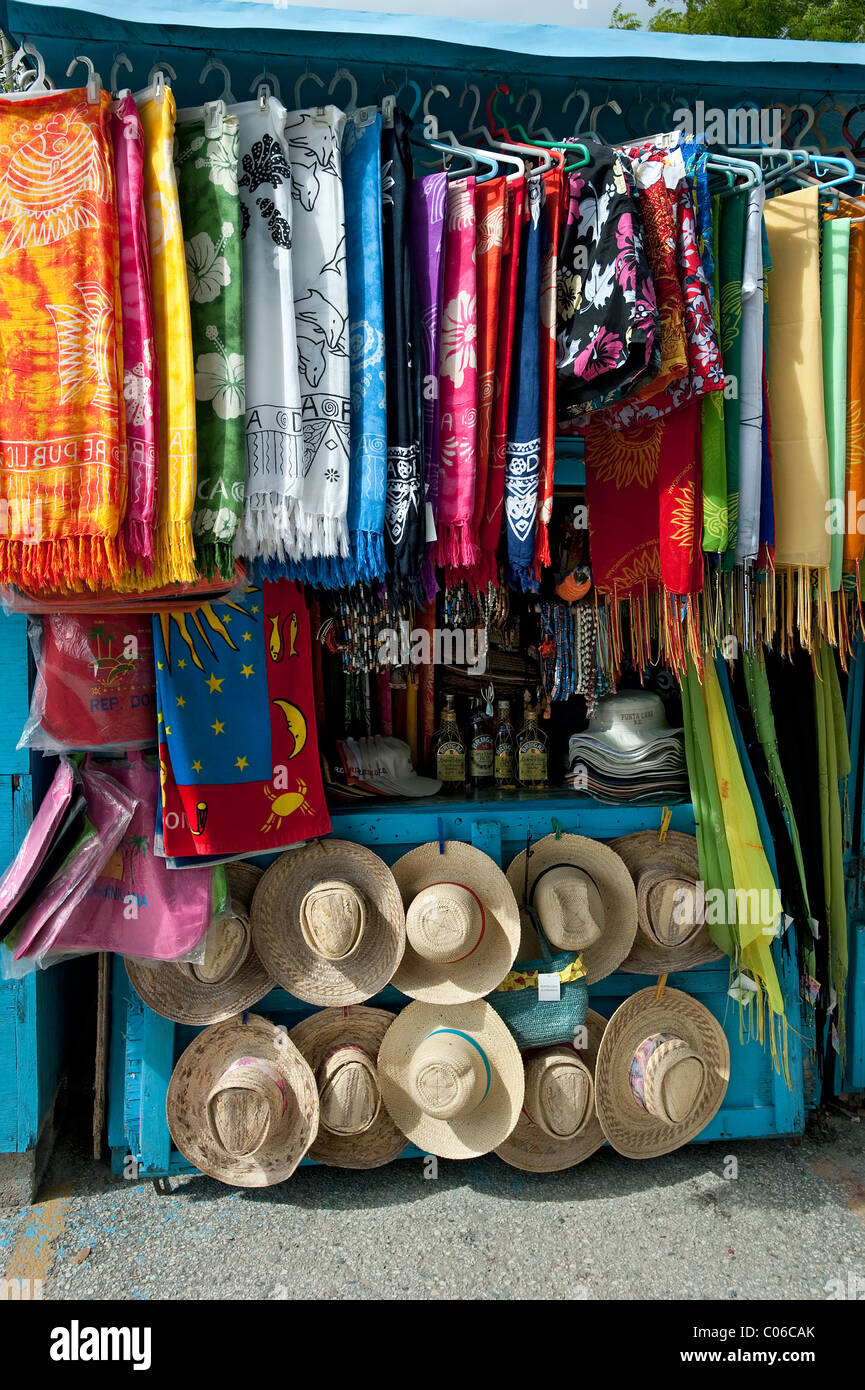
[594,986,730,1159]
[495,1010,608,1172]
[377,999,525,1159]
[251,840,405,1006]
[506,833,637,983]
[390,841,521,1003]
[609,831,723,974]
[166,1012,319,1187]
[288,1005,407,1169]
[125,862,274,1025]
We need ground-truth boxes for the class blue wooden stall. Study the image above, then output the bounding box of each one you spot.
[0,3,859,1190]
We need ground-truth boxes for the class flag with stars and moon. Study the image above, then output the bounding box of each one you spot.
[152,578,330,860]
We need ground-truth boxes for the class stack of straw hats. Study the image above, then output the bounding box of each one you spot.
[152,835,731,1187]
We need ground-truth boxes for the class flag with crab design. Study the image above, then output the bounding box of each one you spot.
[153,577,330,861]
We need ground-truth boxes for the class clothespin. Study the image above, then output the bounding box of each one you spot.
[655,972,668,1000]
[551,817,563,841]
[437,817,445,855]
[658,806,672,844]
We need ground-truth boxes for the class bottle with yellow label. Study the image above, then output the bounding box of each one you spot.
[494,699,516,790]
[434,694,466,795]
[517,700,548,789]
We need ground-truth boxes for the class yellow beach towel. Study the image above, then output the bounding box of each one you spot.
[133,82,197,586]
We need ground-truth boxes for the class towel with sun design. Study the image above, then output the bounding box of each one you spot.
[152,577,330,860]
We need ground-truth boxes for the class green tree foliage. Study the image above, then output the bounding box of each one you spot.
[610,0,865,41]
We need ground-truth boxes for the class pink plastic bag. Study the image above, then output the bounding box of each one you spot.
[12,767,138,961]
[0,759,75,934]
[43,754,213,959]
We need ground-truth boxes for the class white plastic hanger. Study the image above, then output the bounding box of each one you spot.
[65,55,102,105]
[199,57,236,106]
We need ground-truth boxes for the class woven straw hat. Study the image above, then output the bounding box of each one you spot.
[390,841,521,1003]
[506,834,637,983]
[495,1010,608,1172]
[609,831,723,974]
[165,1012,319,1187]
[594,986,730,1159]
[251,840,405,1006]
[288,1006,407,1169]
[124,862,274,1025]
[377,999,524,1159]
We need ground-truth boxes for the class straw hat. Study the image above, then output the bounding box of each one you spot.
[124,862,274,1025]
[377,1000,524,1159]
[251,840,405,1006]
[609,831,723,974]
[594,986,730,1159]
[288,1006,407,1169]
[495,1010,608,1172]
[390,841,521,1003]
[506,833,637,983]
[165,1012,319,1187]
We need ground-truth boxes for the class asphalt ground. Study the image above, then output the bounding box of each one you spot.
[1,1107,864,1301]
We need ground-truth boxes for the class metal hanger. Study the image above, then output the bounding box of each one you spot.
[295,70,325,109]
[199,57,236,106]
[328,67,358,115]
[110,53,132,94]
[65,55,101,104]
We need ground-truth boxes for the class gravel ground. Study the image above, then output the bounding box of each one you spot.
[2,1110,864,1301]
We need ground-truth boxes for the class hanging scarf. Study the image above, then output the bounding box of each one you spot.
[535,165,563,571]
[153,578,331,860]
[556,148,660,427]
[504,176,542,591]
[284,105,350,577]
[111,92,158,575]
[338,109,387,588]
[841,208,865,575]
[382,110,423,594]
[821,215,851,594]
[604,144,724,427]
[717,190,747,570]
[471,176,507,569]
[701,195,727,552]
[475,175,526,585]
[758,220,775,561]
[813,640,850,1057]
[175,108,245,581]
[410,170,447,590]
[436,176,478,570]
[763,188,831,605]
[231,97,303,566]
[734,184,766,565]
[0,88,125,592]
[136,83,197,586]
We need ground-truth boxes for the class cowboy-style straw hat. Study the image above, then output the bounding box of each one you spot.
[495,1010,608,1172]
[506,833,637,983]
[609,831,723,974]
[125,862,273,1025]
[594,986,730,1159]
[165,1013,319,1187]
[251,840,406,1007]
[390,841,521,1004]
[377,999,524,1159]
[288,1006,407,1169]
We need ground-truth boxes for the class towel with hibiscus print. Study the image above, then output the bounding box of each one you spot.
[556,145,661,428]
[175,112,246,580]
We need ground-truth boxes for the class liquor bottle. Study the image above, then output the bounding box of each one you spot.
[434,694,466,794]
[494,699,516,790]
[517,699,549,789]
[469,698,494,792]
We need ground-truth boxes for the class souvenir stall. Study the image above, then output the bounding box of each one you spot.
[0,1,863,1194]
